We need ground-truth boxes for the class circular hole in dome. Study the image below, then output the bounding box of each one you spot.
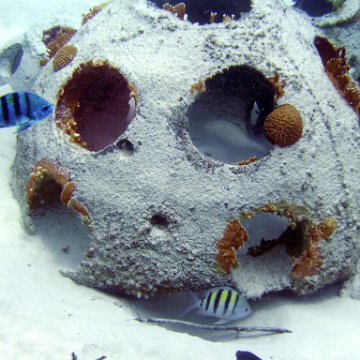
[150,0,251,24]
[56,60,136,151]
[188,65,275,164]
[297,0,333,17]
[116,138,134,153]
[150,213,170,228]
[0,43,24,78]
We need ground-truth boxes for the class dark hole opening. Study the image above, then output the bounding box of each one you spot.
[297,0,333,17]
[188,65,274,163]
[150,213,170,228]
[56,61,136,151]
[150,0,251,24]
[116,139,135,154]
[30,179,63,209]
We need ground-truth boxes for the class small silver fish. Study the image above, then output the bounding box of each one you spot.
[183,286,252,323]
[0,92,54,133]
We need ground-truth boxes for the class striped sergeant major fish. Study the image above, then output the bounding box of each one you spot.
[183,286,252,323]
[0,92,54,133]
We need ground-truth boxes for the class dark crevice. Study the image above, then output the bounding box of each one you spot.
[150,0,251,24]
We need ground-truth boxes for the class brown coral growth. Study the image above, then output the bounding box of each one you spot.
[191,80,206,95]
[82,1,111,25]
[53,45,78,72]
[238,156,257,166]
[215,220,249,273]
[163,3,186,20]
[26,158,90,222]
[267,73,286,101]
[40,26,77,67]
[314,36,360,118]
[216,201,337,278]
[264,104,303,147]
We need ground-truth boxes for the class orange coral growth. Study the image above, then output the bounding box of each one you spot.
[238,156,257,166]
[224,201,336,278]
[26,158,69,206]
[191,80,206,95]
[69,199,90,219]
[60,181,76,205]
[308,216,337,242]
[264,104,303,147]
[222,14,235,23]
[163,2,186,20]
[291,217,336,278]
[215,220,249,273]
[314,36,360,118]
[267,73,286,101]
[53,45,78,72]
[291,241,322,278]
[82,1,111,25]
[40,26,77,67]
[210,12,217,23]
[26,158,90,222]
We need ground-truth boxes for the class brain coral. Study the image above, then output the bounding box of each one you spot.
[264,104,303,147]
[53,45,78,72]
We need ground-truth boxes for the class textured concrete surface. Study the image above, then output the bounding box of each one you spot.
[12,0,360,299]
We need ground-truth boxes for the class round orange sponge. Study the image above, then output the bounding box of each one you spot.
[264,104,303,147]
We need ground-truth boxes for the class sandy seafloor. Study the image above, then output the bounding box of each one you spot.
[1,1,360,359]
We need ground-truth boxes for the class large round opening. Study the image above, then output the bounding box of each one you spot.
[297,0,333,17]
[56,61,136,151]
[188,65,275,164]
[151,0,251,24]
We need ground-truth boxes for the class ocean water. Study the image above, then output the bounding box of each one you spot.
[0,1,359,359]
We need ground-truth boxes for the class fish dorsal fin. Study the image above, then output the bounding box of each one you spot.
[180,289,200,317]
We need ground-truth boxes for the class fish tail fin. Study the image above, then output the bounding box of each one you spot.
[180,289,199,318]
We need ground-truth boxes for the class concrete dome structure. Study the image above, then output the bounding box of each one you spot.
[11,0,360,299]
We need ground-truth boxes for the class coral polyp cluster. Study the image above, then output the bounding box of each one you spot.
[314,36,360,118]
[26,158,90,223]
[215,202,337,278]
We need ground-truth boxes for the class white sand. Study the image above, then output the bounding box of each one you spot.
[1,1,360,359]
